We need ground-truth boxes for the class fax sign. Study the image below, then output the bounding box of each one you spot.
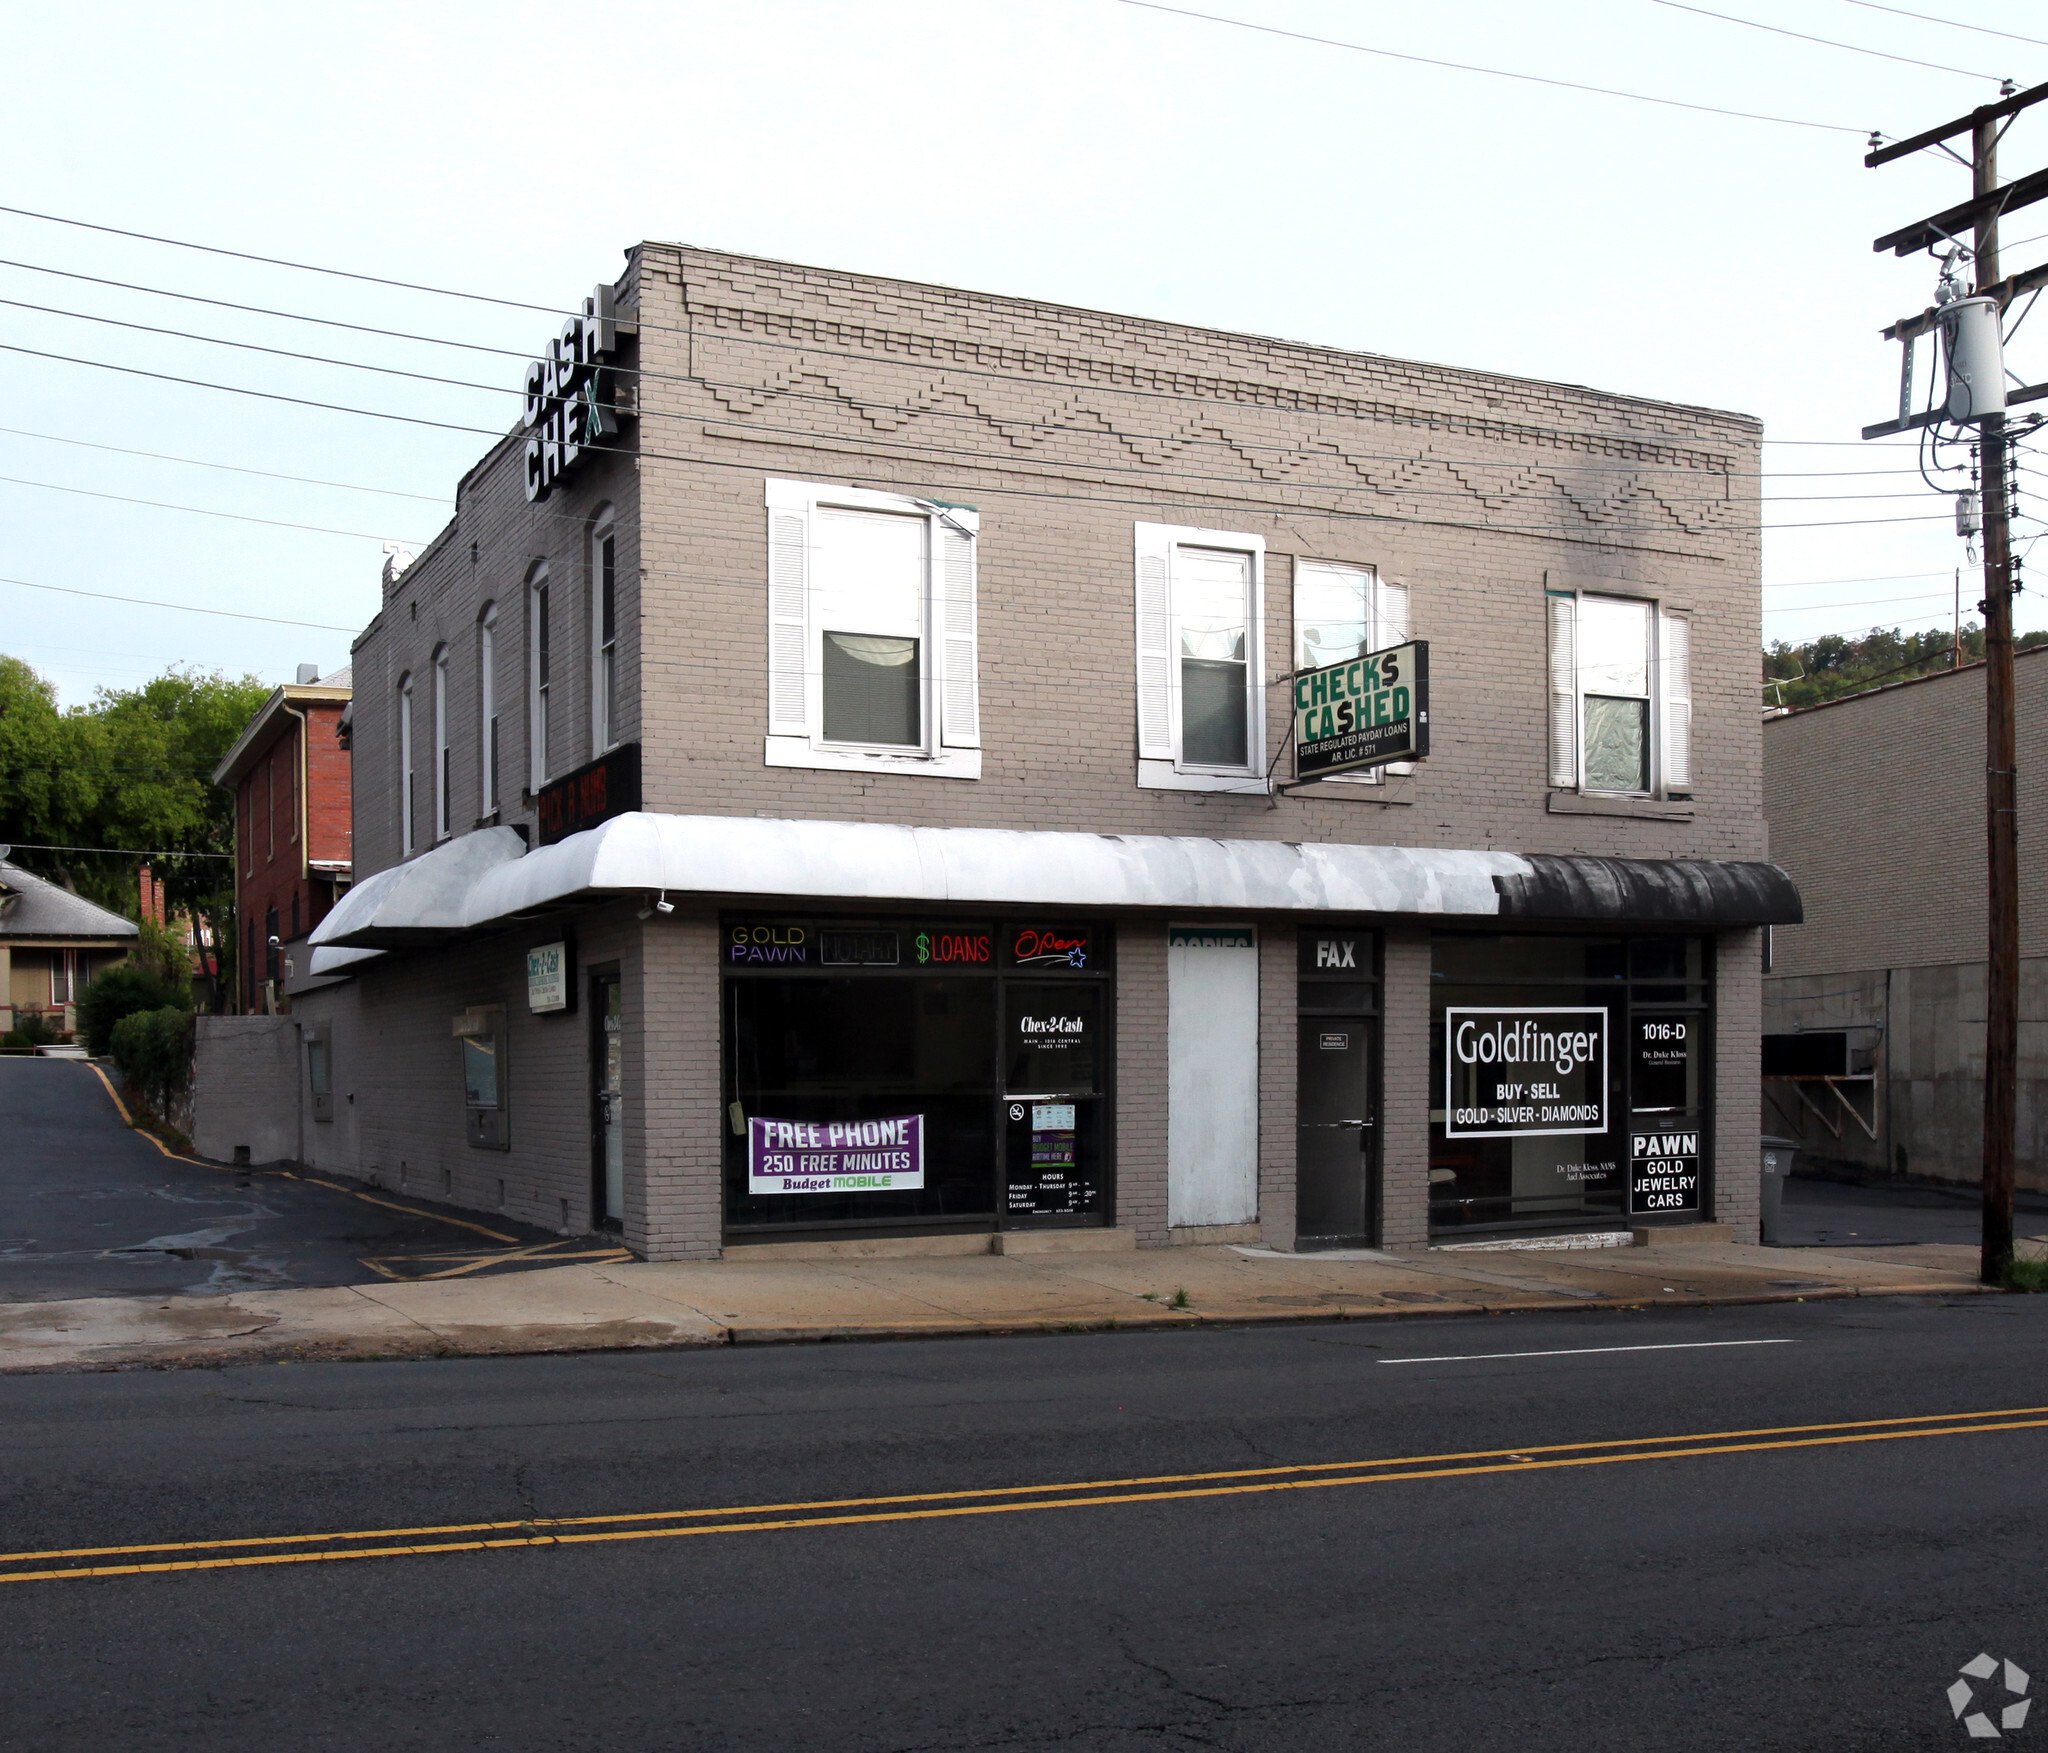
[1295,639,1430,780]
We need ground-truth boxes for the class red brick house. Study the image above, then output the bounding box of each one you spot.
[212,665,352,1012]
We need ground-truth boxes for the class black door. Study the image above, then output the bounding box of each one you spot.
[1297,1016,1376,1244]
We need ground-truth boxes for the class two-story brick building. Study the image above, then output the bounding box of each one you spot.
[301,245,1796,1258]
[212,666,353,1012]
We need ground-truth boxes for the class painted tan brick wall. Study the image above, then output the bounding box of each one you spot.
[1764,647,2048,978]
[332,244,1765,1253]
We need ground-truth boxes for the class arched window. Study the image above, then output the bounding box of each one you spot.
[398,670,416,856]
[432,644,451,840]
[527,563,552,789]
[478,601,499,816]
[589,507,617,756]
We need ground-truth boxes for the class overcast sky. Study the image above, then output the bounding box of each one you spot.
[2,0,2044,705]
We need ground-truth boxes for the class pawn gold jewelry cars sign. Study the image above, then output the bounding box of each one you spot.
[1294,640,1429,780]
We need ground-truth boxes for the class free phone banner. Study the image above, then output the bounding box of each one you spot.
[748,1115,926,1195]
[1444,1007,1608,1137]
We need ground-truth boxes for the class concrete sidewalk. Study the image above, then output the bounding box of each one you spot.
[0,1230,2005,1372]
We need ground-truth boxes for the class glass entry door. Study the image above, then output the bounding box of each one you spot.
[1296,1016,1376,1244]
[592,968,624,1231]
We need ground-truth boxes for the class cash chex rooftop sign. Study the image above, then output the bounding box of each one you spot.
[1293,640,1430,780]
[524,284,631,503]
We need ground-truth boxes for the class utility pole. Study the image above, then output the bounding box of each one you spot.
[1865,84,2048,1285]
[1973,109,2020,1287]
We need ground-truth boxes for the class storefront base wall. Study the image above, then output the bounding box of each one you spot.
[1255,923,1297,1251]
[1715,928,1763,1243]
[1379,927,1433,1252]
[1114,919,1170,1246]
[291,903,647,1239]
[635,906,724,1261]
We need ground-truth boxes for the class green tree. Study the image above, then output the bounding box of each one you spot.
[1763,623,2048,710]
[0,657,271,1008]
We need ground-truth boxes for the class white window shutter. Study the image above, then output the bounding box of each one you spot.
[1660,607,1692,793]
[937,520,980,749]
[1377,579,1413,777]
[1134,525,1175,760]
[1547,593,1578,788]
[767,505,810,736]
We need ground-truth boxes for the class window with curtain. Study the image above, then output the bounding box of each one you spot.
[763,480,981,777]
[1292,559,1412,783]
[432,644,450,840]
[398,670,415,856]
[591,516,618,755]
[1547,591,1691,798]
[816,507,926,747]
[528,567,551,788]
[479,601,498,816]
[1134,523,1265,788]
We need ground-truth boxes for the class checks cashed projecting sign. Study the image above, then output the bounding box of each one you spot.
[1294,640,1430,780]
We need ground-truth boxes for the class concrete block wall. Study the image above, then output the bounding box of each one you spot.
[1113,920,1168,1245]
[1764,646,2048,977]
[616,243,1764,867]
[1714,927,1763,1242]
[192,1016,301,1166]
[1255,923,1298,1252]
[1378,927,1433,1251]
[289,902,645,1236]
[634,905,724,1260]
[1764,957,2048,1194]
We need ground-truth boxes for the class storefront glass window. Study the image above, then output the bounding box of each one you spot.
[1429,933,1709,1236]
[724,918,1111,1235]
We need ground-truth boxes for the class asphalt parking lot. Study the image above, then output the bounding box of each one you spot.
[0,1056,617,1302]
[1774,1170,2048,1248]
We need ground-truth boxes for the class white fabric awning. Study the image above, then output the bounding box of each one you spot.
[309,813,1526,948]
[307,813,1799,954]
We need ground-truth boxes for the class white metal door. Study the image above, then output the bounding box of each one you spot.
[1167,925,1259,1227]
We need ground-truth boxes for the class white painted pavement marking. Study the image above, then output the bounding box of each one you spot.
[1378,1340,1800,1365]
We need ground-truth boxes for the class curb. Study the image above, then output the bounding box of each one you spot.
[0,1279,1996,1375]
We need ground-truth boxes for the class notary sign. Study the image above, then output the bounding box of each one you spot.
[747,1115,926,1194]
[1630,1130,1701,1215]
[1294,639,1429,779]
[1444,1007,1607,1138]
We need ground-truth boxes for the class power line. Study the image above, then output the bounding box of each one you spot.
[0,474,429,543]
[0,243,1944,474]
[1834,0,2048,51]
[0,201,1920,456]
[1647,0,2008,80]
[0,341,503,437]
[0,204,565,314]
[1113,0,1870,132]
[0,294,515,399]
[0,256,537,362]
[0,574,361,631]
[0,425,449,504]
[0,841,231,860]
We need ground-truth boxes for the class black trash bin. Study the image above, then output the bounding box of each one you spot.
[1760,1136,1798,1245]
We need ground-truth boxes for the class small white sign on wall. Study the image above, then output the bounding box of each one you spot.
[526,942,570,1014]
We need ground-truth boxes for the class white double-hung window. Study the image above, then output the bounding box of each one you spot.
[1547,590,1692,797]
[763,479,980,778]
[1134,523,1266,791]
[1292,559,1411,782]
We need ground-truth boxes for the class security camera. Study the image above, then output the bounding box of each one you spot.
[267,934,281,948]
[655,896,674,915]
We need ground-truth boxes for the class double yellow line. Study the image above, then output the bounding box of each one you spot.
[6,1405,2043,1588]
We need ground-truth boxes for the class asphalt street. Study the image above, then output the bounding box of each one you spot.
[0,1292,2042,1751]
[1776,1173,2048,1248]
[0,1056,578,1299]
